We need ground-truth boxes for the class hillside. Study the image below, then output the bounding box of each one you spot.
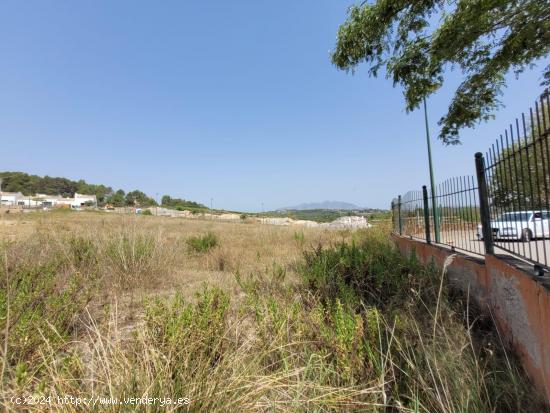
[264,208,390,223]
[281,201,362,210]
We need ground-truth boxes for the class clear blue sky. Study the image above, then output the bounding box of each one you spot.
[1,1,548,211]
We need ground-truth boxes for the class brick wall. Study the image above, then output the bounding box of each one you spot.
[393,235,550,402]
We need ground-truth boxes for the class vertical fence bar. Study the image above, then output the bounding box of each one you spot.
[475,152,494,254]
[502,132,518,257]
[521,113,540,262]
[422,185,431,243]
[534,101,550,267]
[391,200,395,233]
[398,195,403,236]
[433,188,441,243]
[510,123,527,258]
[516,118,533,260]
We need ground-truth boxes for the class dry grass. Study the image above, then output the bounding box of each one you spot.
[0,210,349,348]
[0,210,545,412]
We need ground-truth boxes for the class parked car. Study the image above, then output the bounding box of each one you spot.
[476,211,550,242]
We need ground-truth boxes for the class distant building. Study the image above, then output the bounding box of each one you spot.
[35,193,98,208]
[18,197,43,207]
[38,195,71,208]
[0,191,23,206]
[0,192,97,208]
[74,193,97,207]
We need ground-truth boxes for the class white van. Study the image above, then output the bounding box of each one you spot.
[477,211,550,242]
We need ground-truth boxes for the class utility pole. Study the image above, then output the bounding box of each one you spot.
[423,97,440,243]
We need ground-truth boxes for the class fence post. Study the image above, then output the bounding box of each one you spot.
[391,200,395,232]
[398,195,403,236]
[422,185,431,244]
[475,152,494,254]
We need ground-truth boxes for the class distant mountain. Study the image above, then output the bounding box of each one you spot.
[280,201,363,211]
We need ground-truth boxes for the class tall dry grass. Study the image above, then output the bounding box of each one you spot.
[0,210,546,412]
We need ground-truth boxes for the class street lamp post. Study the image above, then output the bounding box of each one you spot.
[423,97,440,243]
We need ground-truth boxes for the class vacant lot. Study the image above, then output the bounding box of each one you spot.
[0,210,545,412]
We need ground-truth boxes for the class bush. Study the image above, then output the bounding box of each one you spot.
[293,231,305,248]
[0,250,98,371]
[187,232,218,253]
[294,230,539,411]
[106,233,157,286]
[141,209,153,216]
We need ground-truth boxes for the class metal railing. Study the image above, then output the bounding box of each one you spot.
[392,177,483,256]
[392,89,550,269]
[435,176,483,255]
[481,90,550,268]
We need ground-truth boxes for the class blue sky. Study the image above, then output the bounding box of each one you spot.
[1,1,548,211]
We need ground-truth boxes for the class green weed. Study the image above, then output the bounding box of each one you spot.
[186,232,218,253]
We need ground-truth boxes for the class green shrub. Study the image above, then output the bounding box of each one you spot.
[68,236,98,268]
[293,231,305,248]
[141,209,153,216]
[106,233,157,285]
[186,232,218,253]
[143,287,230,389]
[294,230,539,411]
[0,256,97,369]
[299,230,426,309]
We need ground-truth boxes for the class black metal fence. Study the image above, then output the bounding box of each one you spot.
[392,89,550,269]
[392,177,483,256]
[482,90,550,268]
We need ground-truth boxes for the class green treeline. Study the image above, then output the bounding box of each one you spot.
[161,195,206,211]
[0,171,205,209]
[0,172,112,201]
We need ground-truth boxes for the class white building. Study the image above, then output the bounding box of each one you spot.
[36,193,97,208]
[36,195,67,208]
[0,191,23,206]
[18,197,43,207]
[0,192,97,209]
[74,193,97,207]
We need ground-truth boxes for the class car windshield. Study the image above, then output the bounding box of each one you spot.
[495,212,531,222]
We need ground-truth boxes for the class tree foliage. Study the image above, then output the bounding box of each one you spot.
[107,189,126,207]
[491,101,550,208]
[332,0,550,144]
[0,172,200,209]
[161,195,206,211]
[125,190,157,207]
[491,142,550,209]
[0,171,113,202]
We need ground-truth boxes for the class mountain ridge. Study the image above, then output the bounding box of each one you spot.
[280,201,363,211]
